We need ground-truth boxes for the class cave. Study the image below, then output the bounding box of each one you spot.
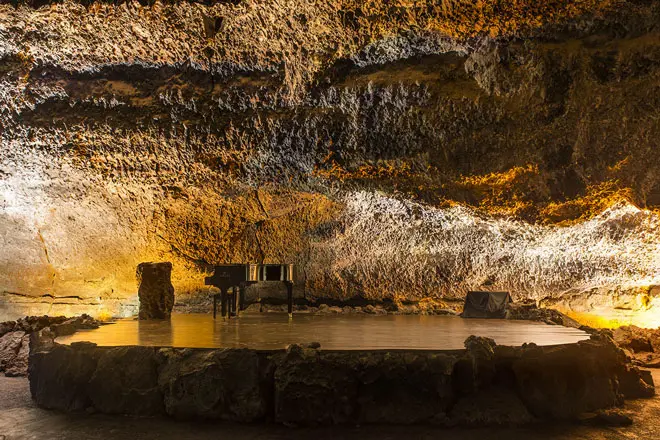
[1,0,660,438]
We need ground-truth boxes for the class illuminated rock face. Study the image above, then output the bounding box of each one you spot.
[0,1,659,322]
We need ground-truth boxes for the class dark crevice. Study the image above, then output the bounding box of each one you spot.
[0,291,84,301]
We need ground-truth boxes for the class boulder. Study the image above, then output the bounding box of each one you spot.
[73,314,101,330]
[589,332,656,398]
[453,336,497,394]
[158,348,268,422]
[614,326,659,353]
[397,304,420,315]
[29,342,101,411]
[52,321,77,337]
[4,333,30,377]
[639,369,654,387]
[137,262,175,320]
[355,352,456,424]
[604,326,660,367]
[507,304,580,327]
[316,304,342,314]
[29,327,56,352]
[0,321,15,338]
[88,346,164,415]
[0,331,26,371]
[1,315,100,376]
[617,364,655,399]
[274,346,456,425]
[448,387,535,426]
[52,314,101,337]
[512,340,623,419]
[274,345,359,425]
[14,316,69,333]
[363,305,387,315]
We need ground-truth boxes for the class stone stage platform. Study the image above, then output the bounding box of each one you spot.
[55,313,590,350]
[28,314,655,426]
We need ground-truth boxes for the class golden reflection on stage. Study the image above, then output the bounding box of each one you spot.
[57,313,590,350]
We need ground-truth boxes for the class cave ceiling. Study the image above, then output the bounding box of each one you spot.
[0,0,659,323]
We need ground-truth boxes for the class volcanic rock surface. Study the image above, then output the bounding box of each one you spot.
[0,314,100,376]
[614,325,660,367]
[137,261,175,320]
[1,0,659,320]
[28,334,655,425]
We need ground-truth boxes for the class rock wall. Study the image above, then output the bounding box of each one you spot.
[28,335,654,424]
[1,1,659,321]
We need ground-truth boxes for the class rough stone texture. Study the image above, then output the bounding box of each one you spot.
[0,330,26,371]
[137,262,175,320]
[51,314,100,337]
[507,304,581,328]
[614,326,660,367]
[580,408,635,427]
[509,336,655,418]
[356,352,456,424]
[158,348,269,422]
[29,342,101,411]
[4,333,30,377]
[28,336,656,425]
[1,1,659,323]
[29,326,56,353]
[88,346,164,416]
[0,320,14,337]
[462,336,497,390]
[1,316,70,336]
[616,328,654,353]
[0,314,101,377]
[274,345,360,425]
[616,361,656,399]
[448,388,535,426]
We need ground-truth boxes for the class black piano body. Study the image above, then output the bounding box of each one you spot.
[204,264,294,318]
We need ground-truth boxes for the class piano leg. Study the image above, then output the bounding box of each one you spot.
[239,285,246,315]
[213,294,218,319]
[221,287,228,319]
[285,281,293,318]
[231,286,238,317]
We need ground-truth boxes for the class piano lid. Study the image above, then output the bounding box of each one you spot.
[205,264,293,287]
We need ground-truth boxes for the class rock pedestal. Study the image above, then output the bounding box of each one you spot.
[137,262,175,320]
[28,336,656,424]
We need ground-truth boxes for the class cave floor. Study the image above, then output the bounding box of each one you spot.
[1,371,659,440]
[56,312,589,350]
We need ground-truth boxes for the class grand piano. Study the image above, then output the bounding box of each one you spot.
[204,264,294,319]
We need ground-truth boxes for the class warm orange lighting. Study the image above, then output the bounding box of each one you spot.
[560,299,660,329]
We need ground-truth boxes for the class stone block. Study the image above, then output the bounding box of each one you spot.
[274,346,358,425]
[4,333,30,377]
[159,348,268,421]
[88,346,164,415]
[512,340,622,419]
[355,352,456,424]
[0,331,25,372]
[29,342,101,411]
[448,387,535,426]
[137,262,175,320]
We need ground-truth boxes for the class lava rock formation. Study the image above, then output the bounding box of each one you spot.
[0,0,659,320]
